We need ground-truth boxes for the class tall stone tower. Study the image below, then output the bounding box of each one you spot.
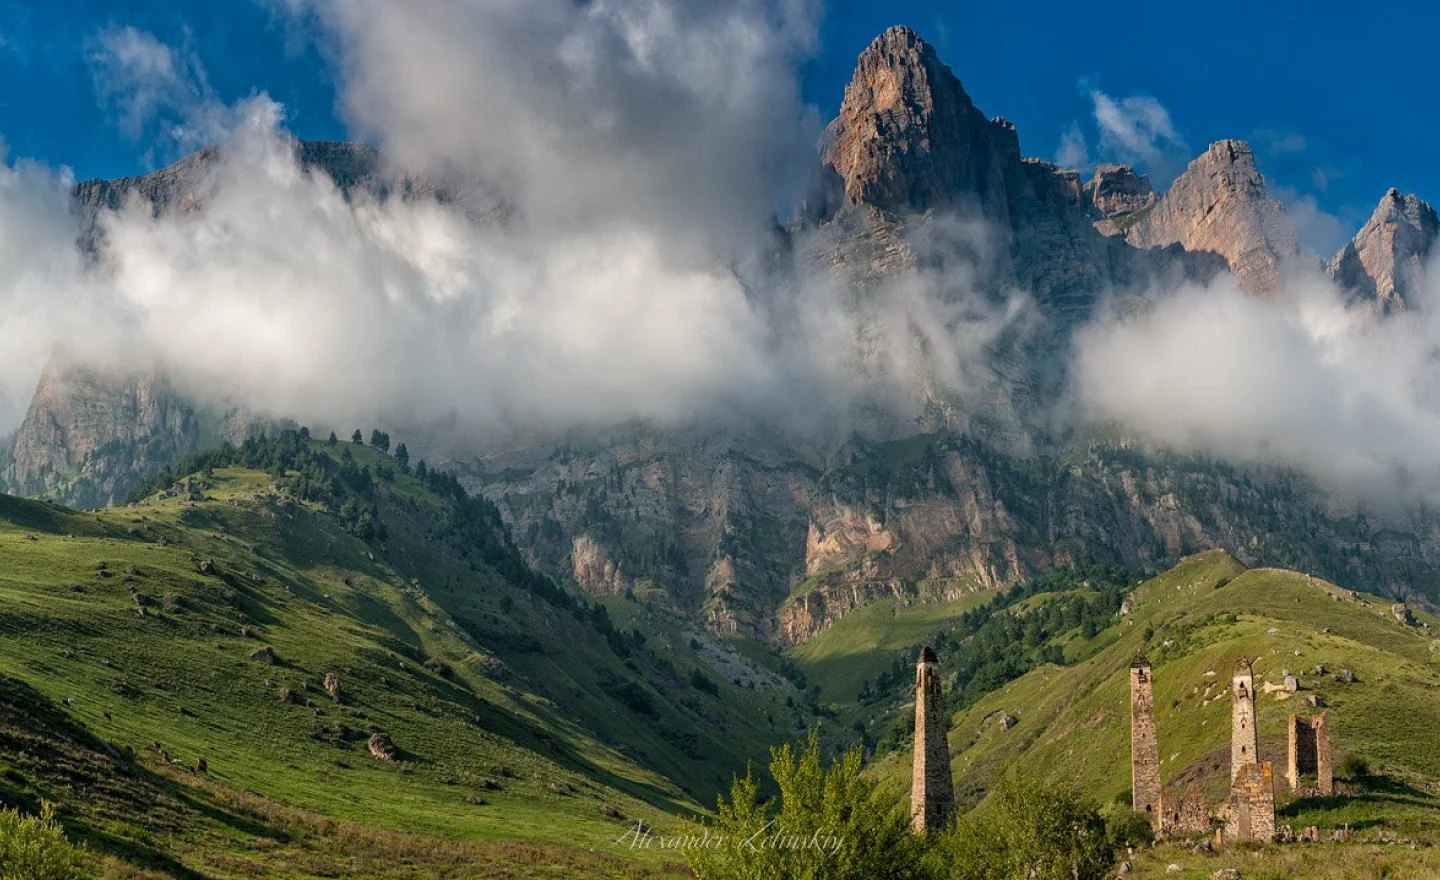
[910,646,955,834]
[1231,657,1259,780]
[1129,655,1163,829]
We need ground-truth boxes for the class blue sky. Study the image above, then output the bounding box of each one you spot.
[1,0,1434,253]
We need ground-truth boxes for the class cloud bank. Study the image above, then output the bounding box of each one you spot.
[1074,262,1440,502]
[0,4,1024,445]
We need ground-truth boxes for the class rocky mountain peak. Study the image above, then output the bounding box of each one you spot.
[1328,188,1438,312]
[1124,139,1298,294]
[1083,163,1155,218]
[819,25,1010,216]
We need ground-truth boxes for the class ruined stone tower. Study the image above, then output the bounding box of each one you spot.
[1226,762,1276,842]
[1287,713,1333,794]
[910,646,955,834]
[1231,657,1259,780]
[1225,657,1275,842]
[1129,655,1163,829]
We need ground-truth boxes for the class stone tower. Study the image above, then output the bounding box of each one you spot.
[1129,655,1163,829]
[910,646,955,834]
[1231,657,1259,780]
[1225,762,1276,842]
[1287,713,1333,794]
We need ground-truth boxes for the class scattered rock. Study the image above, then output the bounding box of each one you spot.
[548,781,575,796]
[603,804,625,820]
[1211,870,1242,880]
[1335,668,1356,683]
[278,687,298,704]
[1283,675,1299,693]
[1307,694,1324,707]
[367,732,397,761]
[197,559,217,576]
[1115,862,1131,876]
[1166,865,1182,875]
[324,672,343,702]
[195,757,208,774]
[477,778,503,791]
[250,646,278,665]
[1266,627,1279,635]
[1392,603,1417,626]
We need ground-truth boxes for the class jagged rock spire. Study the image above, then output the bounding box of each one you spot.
[1124,140,1298,295]
[820,25,1015,217]
[1329,188,1439,312]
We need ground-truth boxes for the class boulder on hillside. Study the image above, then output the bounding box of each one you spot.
[367,732,397,761]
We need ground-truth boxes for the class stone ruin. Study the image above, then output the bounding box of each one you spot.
[1287,712,1333,795]
[912,648,1340,844]
[1226,762,1276,842]
[1122,655,1338,844]
[1129,655,1163,829]
[1165,785,1211,836]
[910,646,955,834]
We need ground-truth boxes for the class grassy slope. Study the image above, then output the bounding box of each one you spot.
[871,550,1440,838]
[788,593,993,703]
[0,443,806,876]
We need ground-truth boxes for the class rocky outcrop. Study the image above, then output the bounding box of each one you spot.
[1125,140,1298,294]
[1328,189,1438,312]
[1084,164,1156,219]
[820,25,1014,217]
[4,363,198,507]
[571,535,629,596]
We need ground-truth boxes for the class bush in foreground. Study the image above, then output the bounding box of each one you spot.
[688,733,1116,880]
[0,801,83,880]
[686,731,928,880]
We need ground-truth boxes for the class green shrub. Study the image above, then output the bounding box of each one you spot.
[945,775,1112,880]
[1339,753,1370,781]
[686,730,930,880]
[0,801,83,880]
[1100,803,1154,851]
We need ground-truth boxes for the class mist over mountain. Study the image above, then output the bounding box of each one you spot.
[3,10,1440,641]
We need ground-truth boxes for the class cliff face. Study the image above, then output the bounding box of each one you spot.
[1329,189,1439,312]
[1084,164,1156,219]
[3,364,197,507]
[1124,140,1298,294]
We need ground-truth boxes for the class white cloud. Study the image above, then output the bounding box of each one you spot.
[1054,122,1089,170]
[0,12,1026,444]
[1089,89,1187,176]
[87,26,237,156]
[1074,262,1440,502]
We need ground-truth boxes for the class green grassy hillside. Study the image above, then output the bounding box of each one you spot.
[0,432,819,877]
[864,551,1440,844]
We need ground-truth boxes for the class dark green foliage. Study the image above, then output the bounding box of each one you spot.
[687,730,928,880]
[945,775,1111,880]
[1100,804,1154,852]
[1340,753,1371,781]
[351,430,363,445]
[327,431,338,446]
[689,668,719,696]
[861,566,1134,734]
[394,443,410,470]
[370,430,391,454]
